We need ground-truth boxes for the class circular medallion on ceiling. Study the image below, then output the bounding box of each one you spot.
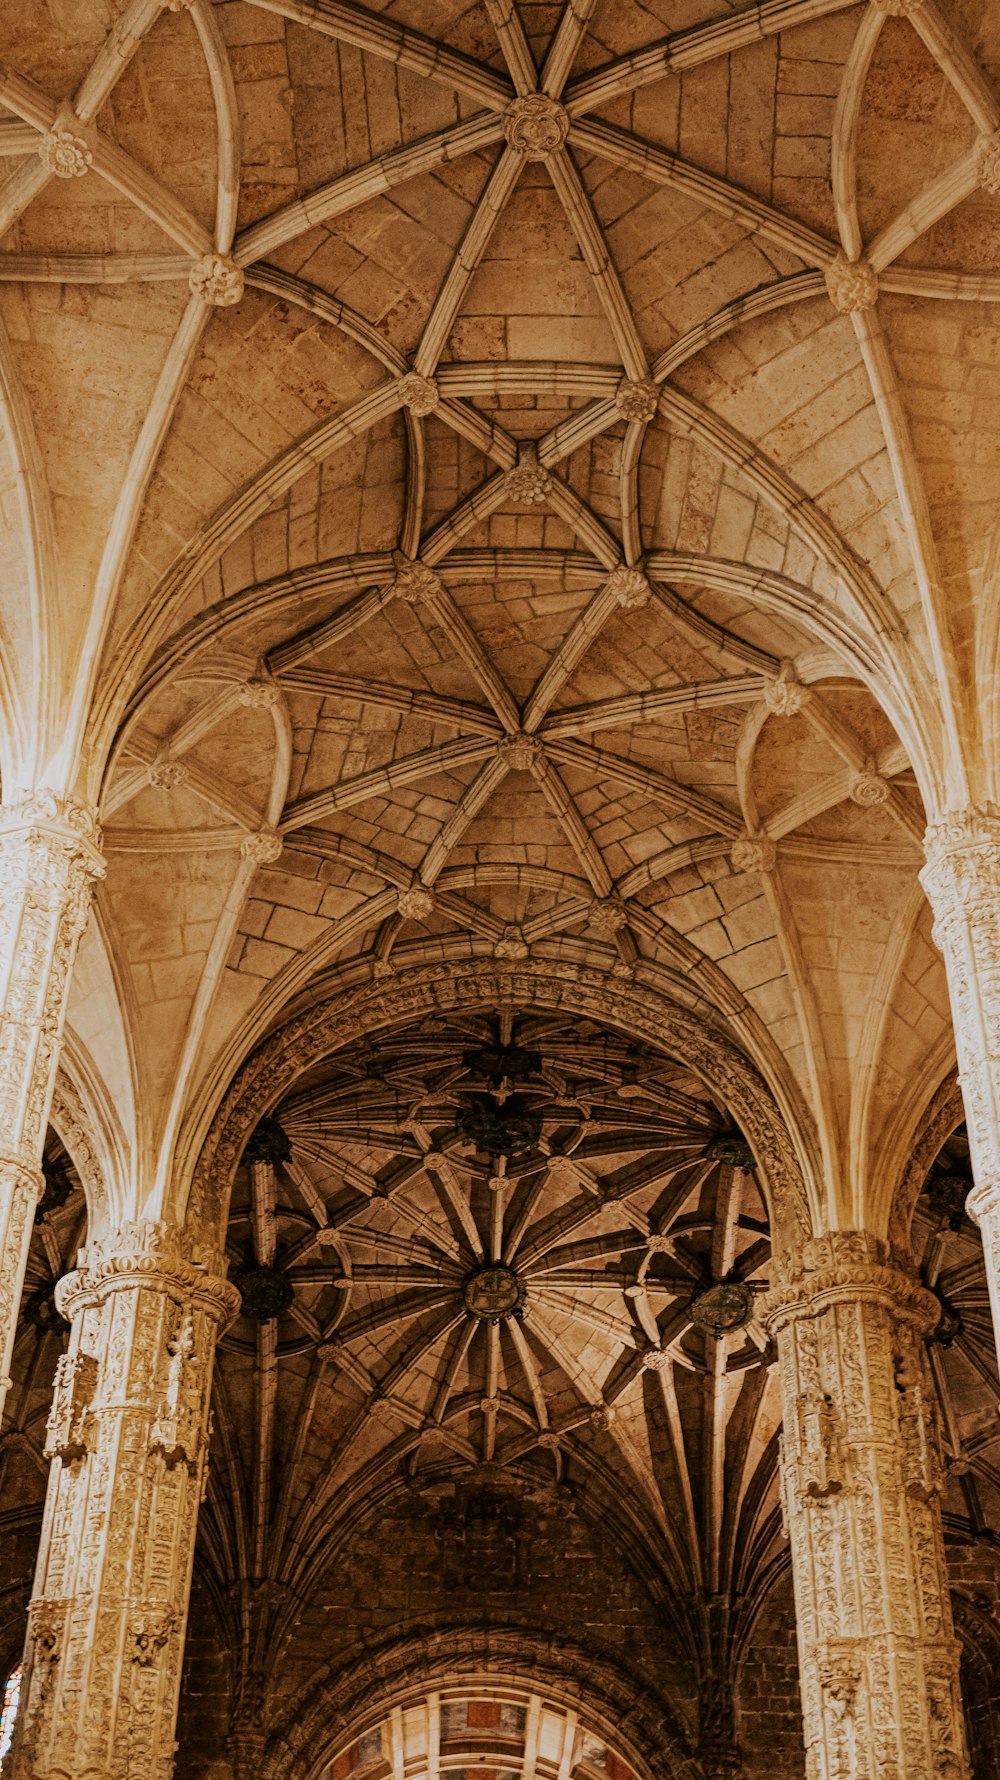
[689,1280,753,1334]
[463,1264,526,1322]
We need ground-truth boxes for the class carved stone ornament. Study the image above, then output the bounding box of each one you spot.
[614,377,659,422]
[589,1405,614,1429]
[38,125,92,179]
[397,371,440,415]
[690,1279,754,1333]
[149,1312,206,1470]
[589,897,628,935]
[818,1649,862,1716]
[463,1263,526,1322]
[537,1429,561,1450]
[606,564,651,610]
[396,884,435,921]
[241,829,284,864]
[44,1351,98,1462]
[824,252,879,313]
[502,93,569,159]
[730,833,776,873]
[391,552,443,604]
[763,660,807,717]
[148,758,189,790]
[237,678,281,711]
[505,448,551,505]
[498,732,544,774]
[189,252,245,307]
[0,787,103,853]
[641,1347,670,1370]
[236,1263,294,1323]
[977,130,1000,197]
[494,925,529,959]
[130,1607,177,1667]
[706,1129,755,1168]
[849,766,891,806]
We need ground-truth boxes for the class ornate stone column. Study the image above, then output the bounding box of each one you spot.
[762,1233,968,1780]
[10,1221,239,1780]
[0,791,103,1422]
[921,807,1000,1366]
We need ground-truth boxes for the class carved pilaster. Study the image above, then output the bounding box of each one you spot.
[0,792,103,1422]
[762,1233,968,1780]
[921,809,1000,1370]
[10,1222,239,1780]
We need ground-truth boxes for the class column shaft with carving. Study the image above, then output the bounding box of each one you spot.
[0,792,103,1421]
[763,1234,968,1780]
[921,807,1000,1363]
[10,1222,238,1780]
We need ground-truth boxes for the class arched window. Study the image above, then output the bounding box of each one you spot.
[0,1663,22,1771]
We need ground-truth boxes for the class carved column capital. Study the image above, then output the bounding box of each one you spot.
[761,1231,939,1337]
[57,1219,240,1328]
[921,803,1000,918]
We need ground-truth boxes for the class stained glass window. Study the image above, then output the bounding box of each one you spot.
[0,1663,22,1771]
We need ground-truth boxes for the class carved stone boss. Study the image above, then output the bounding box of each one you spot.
[0,793,104,1424]
[10,1222,239,1780]
[761,1234,969,1780]
[921,807,1000,1371]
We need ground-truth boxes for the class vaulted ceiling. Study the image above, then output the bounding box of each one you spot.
[3,0,995,1234]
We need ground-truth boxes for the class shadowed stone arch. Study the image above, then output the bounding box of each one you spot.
[188,956,814,1258]
[258,1622,701,1780]
[888,1072,965,1256]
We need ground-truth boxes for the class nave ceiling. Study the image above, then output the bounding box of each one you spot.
[7,0,1000,1772]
